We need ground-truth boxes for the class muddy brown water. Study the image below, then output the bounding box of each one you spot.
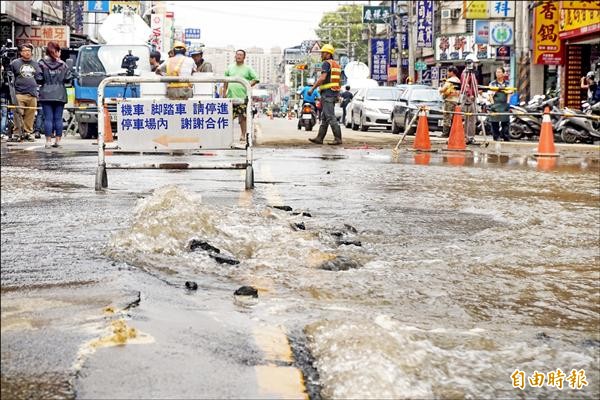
[1,146,599,399]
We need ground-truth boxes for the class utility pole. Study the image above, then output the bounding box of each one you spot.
[407,1,415,82]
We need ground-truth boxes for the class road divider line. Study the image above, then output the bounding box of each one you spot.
[253,325,307,399]
[261,164,284,206]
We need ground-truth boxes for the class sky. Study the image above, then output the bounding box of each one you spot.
[167,1,368,50]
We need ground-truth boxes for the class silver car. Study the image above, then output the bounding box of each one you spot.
[348,87,399,131]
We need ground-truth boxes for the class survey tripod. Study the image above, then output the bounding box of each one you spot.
[459,67,487,139]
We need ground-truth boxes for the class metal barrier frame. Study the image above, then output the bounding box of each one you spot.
[95,75,254,191]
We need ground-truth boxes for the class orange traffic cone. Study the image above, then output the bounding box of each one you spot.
[535,107,558,157]
[445,152,466,166]
[537,156,557,171]
[412,108,435,152]
[444,105,468,151]
[414,152,431,165]
[103,107,113,143]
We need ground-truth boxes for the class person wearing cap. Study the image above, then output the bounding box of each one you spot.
[223,49,259,142]
[438,66,461,138]
[307,43,342,145]
[156,41,196,100]
[189,47,213,73]
[581,71,598,105]
[9,43,42,141]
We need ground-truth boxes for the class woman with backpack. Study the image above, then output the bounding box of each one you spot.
[36,41,72,148]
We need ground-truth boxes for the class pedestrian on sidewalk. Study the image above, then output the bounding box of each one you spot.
[340,85,353,126]
[438,66,460,138]
[9,43,41,142]
[488,66,512,142]
[222,49,259,142]
[307,44,342,145]
[36,41,72,148]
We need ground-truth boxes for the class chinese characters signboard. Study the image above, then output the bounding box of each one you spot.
[184,28,201,40]
[370,39,389,82]
[117,99,234,151]
[362,6,391,24]
[435,35,493,62]
[558,1,600,39]
[109,1,140,14]
[416,0,434,48]
[463,1,489,19]
[87,0,110,13]
[563,45,583,109]
[489,0,515,18]
[533,1,562,65]
[15,25,70,48]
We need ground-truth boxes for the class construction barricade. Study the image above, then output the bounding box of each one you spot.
[94,75,255,191]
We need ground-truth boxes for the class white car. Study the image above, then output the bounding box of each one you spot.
[348,87,399,131]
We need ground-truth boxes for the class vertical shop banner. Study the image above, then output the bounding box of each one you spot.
[390,37,397,67]
[564,45,583,109]
[463,0,489,19]
[371,38,389,82]
[489,0,515,18]
[474,20,490,44]
[401,14,409,67]
[416,0,434,48]
[150,14,164,52]
[533,1,562,65]
[558,1,600,39]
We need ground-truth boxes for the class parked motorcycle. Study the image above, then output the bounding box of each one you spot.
[558,105,600,144]
[298,102,317,131]
[509,96,561,141]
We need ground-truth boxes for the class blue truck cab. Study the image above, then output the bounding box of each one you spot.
[73,44,151,138]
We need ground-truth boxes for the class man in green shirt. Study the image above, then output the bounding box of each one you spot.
[223,49,259,141]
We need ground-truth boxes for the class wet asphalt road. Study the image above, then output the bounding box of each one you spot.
[1,120,599,399]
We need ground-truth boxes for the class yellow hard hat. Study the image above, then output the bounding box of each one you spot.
[173,41,186,50]
[321,44,335,55]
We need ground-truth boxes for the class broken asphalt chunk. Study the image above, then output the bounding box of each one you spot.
[234,286,258,297]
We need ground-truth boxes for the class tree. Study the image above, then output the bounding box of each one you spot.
[315,5,367,63]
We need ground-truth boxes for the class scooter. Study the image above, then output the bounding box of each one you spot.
[558,106,600,144]
[298,102,317,131]
[509,96,561,141]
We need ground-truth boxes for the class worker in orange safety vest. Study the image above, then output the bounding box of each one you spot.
[156,41,196,100]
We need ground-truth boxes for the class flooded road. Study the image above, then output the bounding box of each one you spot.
[2,144,599,399]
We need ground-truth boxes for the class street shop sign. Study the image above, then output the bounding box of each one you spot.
[558,3,600,39]
[463,1,489,19]
[150,14,164,52]
[489,0,515,18]
[87,0,110,13]
[416,0,434,48]
[474,20,490,44]
[116,98,234,151]
[363,6,391,24]
[15,25,70,48]
[109,1,140,14]
[435,35,493,62]
[489,21,514,45]
[370,39,389,82]
[533,1,562,65]
[184,28,201,40]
